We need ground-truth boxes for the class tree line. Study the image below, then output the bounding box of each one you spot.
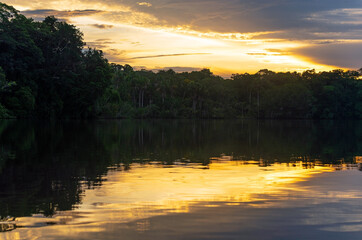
[1,2,362,119]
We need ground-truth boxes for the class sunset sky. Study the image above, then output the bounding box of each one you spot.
[4,0,362,76]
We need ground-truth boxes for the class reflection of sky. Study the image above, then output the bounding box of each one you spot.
[2,0,362,76]
[3,161,362,240]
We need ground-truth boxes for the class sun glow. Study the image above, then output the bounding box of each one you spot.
[4,160,336,239]
[2,0,341,76]
[78,21,332,75]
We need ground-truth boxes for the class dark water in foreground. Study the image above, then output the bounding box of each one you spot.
[1,120,362,239]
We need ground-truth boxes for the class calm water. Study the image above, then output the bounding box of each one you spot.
[1,120,362,240]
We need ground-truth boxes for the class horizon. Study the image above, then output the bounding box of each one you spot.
[3,0,362,77]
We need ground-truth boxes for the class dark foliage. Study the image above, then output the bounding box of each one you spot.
[0,3,110,118]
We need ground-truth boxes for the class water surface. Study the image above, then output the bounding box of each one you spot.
[1,120,362,239]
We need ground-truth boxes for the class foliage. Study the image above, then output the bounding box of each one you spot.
[98,65,362,119]
[0,3,111,118]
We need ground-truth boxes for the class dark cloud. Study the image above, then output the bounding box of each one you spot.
[103,49,129,62]
[256,28,362,41]
[92,40,116,45]
[87,39,116,49]
[90,24,114,29]
[131,53,211,59]
[293,42,362,69]
[117,0,362,40]
[87,43,108,49]
[22,9,104,20]
[21,1,362,40]
[95,38,111,42]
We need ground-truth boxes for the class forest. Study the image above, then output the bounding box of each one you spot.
[1,2,362,119]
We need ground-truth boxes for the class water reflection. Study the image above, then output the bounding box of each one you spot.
[1,120,362,239]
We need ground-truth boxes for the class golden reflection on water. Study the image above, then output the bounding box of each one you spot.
[0,160,339,240]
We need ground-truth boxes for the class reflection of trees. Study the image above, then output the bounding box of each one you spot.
[0,222,16,232]
[0,120,362,218]
[102,120,362,165]
[0,120,112,218]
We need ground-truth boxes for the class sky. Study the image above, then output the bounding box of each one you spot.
[4,0,362,76]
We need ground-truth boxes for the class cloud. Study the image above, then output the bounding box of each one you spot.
[137,2,152,7]
[19,1,362,41]
[20,4,159,27]
[90,24,114,29]
[103,49,129,62]
[264,49,291,55]
[293,41,362,69]
[10,0,362,71]
[307,8,362,25]
[131,53,211,59]
[99,0,360,38]
[246,53,268,56]
[95,38,111,42]
[22,9,104,19]
[86,39,116,49]
[87,43,108,49]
